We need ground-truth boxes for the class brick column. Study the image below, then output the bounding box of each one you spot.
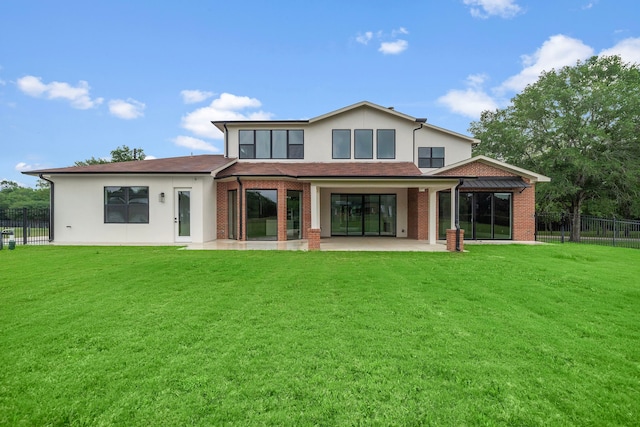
[446,229,464,252]
[308,228,321,251]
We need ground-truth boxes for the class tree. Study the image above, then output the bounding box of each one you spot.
[75,145,146,166]
[0,180,50,210]
[470,55,640,241]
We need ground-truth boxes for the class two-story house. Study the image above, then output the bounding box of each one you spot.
[25,101,549,250]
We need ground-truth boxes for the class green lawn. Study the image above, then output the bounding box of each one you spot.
[1,245,639,426]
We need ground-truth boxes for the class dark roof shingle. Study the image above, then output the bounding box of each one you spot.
[24,155,234,175]
[215,162,424,178]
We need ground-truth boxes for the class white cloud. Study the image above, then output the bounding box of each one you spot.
[355,28,410,55]
[440,34,640,121]
[500,34,594,92]
[438,74,499,118]
[181,89,215,104]
[16,75,104,109]
[463,0,523,19]
[15,162,42,172]
[181,92,273,139]
[379,40,409,55]
[172,135,220,153]
[392,27,409,37]
[356,31,373,45]
[108,98,146,119]
[600,37,640,64]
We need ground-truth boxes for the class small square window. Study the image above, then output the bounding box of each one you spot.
[418,146,445,168]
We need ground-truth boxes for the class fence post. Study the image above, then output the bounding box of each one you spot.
[560,214,565,244]
[22,207,28,245]
[613,216,617,247]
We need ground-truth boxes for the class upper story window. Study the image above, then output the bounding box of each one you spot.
[354,129,373,159]
[105,186,149,223]
[333,129,396,160]
[239,130,304,159]
[418,147,445,168]
[332,129,351,159]
[376,129,395,159]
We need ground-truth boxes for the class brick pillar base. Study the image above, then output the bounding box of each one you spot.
[446,229,464,252]
[308,228,321,251]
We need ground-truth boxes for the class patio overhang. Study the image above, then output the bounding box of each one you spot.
[460,176,530,190]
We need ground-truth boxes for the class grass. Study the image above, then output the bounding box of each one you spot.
[1,244,639,426]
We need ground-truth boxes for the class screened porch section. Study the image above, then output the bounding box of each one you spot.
[438,191,513,240]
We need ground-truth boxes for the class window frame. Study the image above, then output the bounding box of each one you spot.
[332,129,351,159]
[238,129,304,159]
[418,147,445,168]
[104,186,149,224]
[354,129,374,159]
[376,129,396,159]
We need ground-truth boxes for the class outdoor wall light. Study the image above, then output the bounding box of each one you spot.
[159,192,165,203]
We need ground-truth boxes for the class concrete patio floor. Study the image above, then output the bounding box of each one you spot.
[185,237,450,252]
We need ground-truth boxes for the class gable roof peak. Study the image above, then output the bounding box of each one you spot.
[309,100,416,123]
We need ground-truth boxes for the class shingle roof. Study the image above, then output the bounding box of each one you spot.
[215,162,426,179]
[24,155,235,175]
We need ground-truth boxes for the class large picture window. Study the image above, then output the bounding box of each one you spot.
[418,147,445,168]
[239,130,304,159]
[246,189,278,240]
[104,186,149,223]
[438,192,512,240]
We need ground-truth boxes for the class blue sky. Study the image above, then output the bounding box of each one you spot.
[1,0,639,186]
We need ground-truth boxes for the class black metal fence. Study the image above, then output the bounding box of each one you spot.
[536,213,640,249]
[0,208,50,246]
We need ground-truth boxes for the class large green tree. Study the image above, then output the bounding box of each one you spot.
[0,180,50,210]
[470,55,640,241]
[75,145,146,166]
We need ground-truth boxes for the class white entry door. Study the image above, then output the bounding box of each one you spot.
[174,188,191,242]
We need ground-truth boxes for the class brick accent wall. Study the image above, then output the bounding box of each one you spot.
[216,179,311,241]
[216,180,239,240]
[407,188,429,240]
[436,162,537,241]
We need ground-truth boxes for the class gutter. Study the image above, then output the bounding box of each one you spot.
[412,118,426,164]
[39,174,54,242]
[454,178,463,252]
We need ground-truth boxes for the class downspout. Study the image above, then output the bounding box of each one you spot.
[412,118,427,165]
[223,123,229,158]
[454,179,464,252]
[236,177,243,240]
[39,174,54,242]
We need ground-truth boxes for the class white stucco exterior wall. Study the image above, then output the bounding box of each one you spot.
[49,174,215,244]
[223,105,474,168]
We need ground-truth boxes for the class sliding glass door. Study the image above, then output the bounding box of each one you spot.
[331,194,396,236]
